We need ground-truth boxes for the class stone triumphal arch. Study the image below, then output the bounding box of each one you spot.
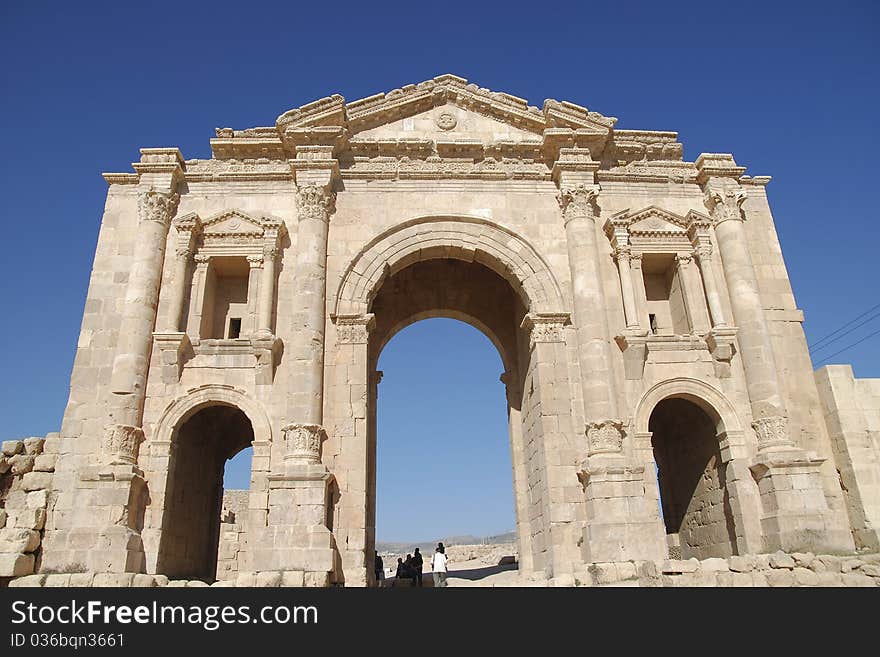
[3,74,880,587]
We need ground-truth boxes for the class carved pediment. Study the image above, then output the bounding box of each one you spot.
[201,209,286,239]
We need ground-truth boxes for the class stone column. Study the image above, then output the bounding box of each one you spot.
[693,244,727,329]
[556,184,623,452]
[257,245,278,335]
[705,187,789,442]
[630,253,649,331]
[91,149,182,573]
[614,247,639,329]
[286,182,335,427]
[701,157,853,553]
[675,253,710,334]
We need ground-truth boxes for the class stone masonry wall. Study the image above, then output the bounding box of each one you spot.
[216,489,248,582]
[0,434,58,578]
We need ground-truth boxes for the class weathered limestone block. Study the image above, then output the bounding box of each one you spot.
[1,527,41,552]
[12,508,46,531]
[21,471,53,492]
[768,551,795,569]
[132,574,156,587]
[23,437,45,455]
[26,490,48,509]
[69,573,96,587]
[9,573,45,587]
[765,569,794,587]
[282,570,305,587]
[45,574,72,587]
[728,555,756,572]
[0,509,6,528]
[0,457,9,475]
[34,454,57,472]
[9,454,34,475]
[661,559,700,574]
[186,580,209,587]
[255,571,282,587]
[2,440,23,456]
[0,552,35,577]
[93,573,136,587]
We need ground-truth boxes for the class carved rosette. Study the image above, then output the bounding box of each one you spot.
[335,314,375,345]
[137,189,180,226]
[703,189,746,225]
[752,415,791,450]
[295,183,336,222]
[102,424,145,466]
[586,419,625,455]
[282,423,326,464]
[556,184,600,223]
[521,313,569,350]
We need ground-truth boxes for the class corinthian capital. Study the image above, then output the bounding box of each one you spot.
[102,423,145,466]
[703,188,746,225]
[295,183,336,222]
[556,184,600,222]
[282,423,326,464]
[586,419,625,456]
[137,189,180,226]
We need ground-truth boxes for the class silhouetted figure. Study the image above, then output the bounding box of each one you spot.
[432,545,448,587]
[412,548,424,587]
[393,557,406,587]
[374,551,384,586]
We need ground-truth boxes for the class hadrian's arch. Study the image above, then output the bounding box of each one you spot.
[329,215,579,583]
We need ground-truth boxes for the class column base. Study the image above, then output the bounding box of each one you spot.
[579,455,667,562]
[750,449,855,554]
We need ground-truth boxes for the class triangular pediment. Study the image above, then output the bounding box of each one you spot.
[202,209,267,236]
[626,207,689,234]
[354,103,539,142]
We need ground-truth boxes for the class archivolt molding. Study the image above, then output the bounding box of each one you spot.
[333,215,567,317]
[148,384,273,462]
[633,377,743,438]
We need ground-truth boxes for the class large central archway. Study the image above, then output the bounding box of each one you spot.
[329,216,578,586]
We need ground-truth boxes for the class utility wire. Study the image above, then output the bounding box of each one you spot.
[809,310,880,354]
[814,325,880,367]
[809,302,880,352]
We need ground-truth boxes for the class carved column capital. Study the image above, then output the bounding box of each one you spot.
[282,423,326,464]
[586,419,625,456]
[295,183,336,222]
[137,189,180,226]
[556,184,600,223]
[102,424,145,466]
[694,244,713,261]
[194,253,210,265]
[614,246,632,263]
[334,313,376,345]
[751,415,793,451]
[703,188,746,225]
[521,313,570,349]
[675,253,694,266]
[263,244,279,261]
[247,254,264,268]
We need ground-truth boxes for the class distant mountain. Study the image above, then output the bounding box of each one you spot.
[376,530,516,555]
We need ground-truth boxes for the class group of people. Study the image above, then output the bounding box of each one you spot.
[374,543,449,588]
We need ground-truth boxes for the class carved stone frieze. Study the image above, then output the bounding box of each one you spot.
[521,313,570,349]
[334,314,375,345]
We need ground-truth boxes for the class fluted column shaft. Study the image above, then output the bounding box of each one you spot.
[163,246,191,332]
[258,246,278,334]
[694,246,728,328]
[615,248,639,329]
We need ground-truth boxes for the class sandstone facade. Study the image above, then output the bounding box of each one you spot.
[2,74,878,586]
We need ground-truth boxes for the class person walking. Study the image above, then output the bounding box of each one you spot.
[374,551,384,587]
[412,548,424,587]
[431,545,449,587]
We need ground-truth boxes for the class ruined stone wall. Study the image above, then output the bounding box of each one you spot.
[0,434,57,578]
[815,365,880,550]
[216,489,249,581]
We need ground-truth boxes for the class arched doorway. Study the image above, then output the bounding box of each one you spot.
[649,398,737,559]
[156,404,254,580]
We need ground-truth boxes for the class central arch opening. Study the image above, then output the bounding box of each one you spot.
[365,257,532,584]
[157,404,254,581]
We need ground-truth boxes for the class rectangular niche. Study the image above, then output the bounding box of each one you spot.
[642,254,690,336]
[199,256,252,339]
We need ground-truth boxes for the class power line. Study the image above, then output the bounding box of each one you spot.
[809,302,880,352]
[809,310,880,354]
[814,325,880,368]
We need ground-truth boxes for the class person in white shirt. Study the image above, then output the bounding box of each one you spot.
[431,545,449,587]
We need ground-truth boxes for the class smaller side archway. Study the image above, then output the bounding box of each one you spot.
[148,386,272,580]
[632,378,759,559]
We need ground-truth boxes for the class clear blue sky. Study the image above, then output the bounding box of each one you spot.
[3,1,878,541]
